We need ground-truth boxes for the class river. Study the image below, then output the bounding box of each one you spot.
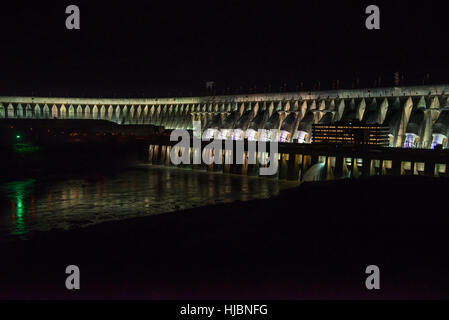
[0,165,299,242]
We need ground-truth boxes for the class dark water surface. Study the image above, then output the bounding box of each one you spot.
[0,165,299,242]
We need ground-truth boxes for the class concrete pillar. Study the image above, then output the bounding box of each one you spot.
[205,147,217,172]
[373,159,381,175]
[287,153,301,181]
[230,142,242,174]
[351,158,362,178]
[397,97,413,148]
[141,144,151,164]
[278,153,289,180]
[189,147,194,169]
[160,146,167,165]
[177,146,187,168]
[392,160,401,176]
[303,155,312,174]
[241,151,249,175]
[334,156,344,179]
[247,150,259,176]
[223,147,232,174]
[213,148,224,172]
[165,146,171,166]
[362,158,372,177]
[324,156,334,181]
[154,145,162,164]
[148,145,154,164]
[424,161,435,177]
[260,145,279,179]
[192,145,202,170]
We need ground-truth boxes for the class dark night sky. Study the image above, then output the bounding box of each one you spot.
[0,0,448,97]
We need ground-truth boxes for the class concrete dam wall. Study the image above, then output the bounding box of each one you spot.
[2,84,449,149]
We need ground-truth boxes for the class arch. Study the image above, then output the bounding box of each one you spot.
[34,105,41,119]
[84,106,91,119]
[100,105,106,119]
[43,105,50,118]
[108,105,114,121]
[60,105,67,119]
[25,104,32,118]
[16,104,23,118]
[181,105,190,129]
[201,114,207,128]
[115,106,122,123]
[170,105,179,129]
[51,105,58,118]
[112,106,119,122]
[169,105,178,129]
[92,105,99,119]
[143,106,149,124]
[148,106,156,124]
[68,105,75,119]
[0,104,5,118]
[154,106,162,125]
[7,104,14,118]
[165,107,173,128]
[172,105,183,129]
[121,106,129,124]
[160,105,168,127]
[160,105,170,127]
[136,106,142,124]
[129,106,135,124]
[76,105,83,119]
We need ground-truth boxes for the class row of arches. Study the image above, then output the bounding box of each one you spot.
[1,94,449,149]
[0,103,202,129]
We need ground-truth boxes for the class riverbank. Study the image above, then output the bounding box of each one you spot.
[0,175,448,299]
[0,142,147,183]
[0,119,168,182]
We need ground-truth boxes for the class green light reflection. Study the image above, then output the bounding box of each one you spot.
[2,179,35,237]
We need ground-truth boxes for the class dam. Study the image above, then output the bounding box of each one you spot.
[2,84,449,150]
[3,85,449,182]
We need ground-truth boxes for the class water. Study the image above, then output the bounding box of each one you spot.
[0,165,299,242]
[302,163,325,182]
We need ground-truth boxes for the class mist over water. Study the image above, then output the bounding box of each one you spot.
[0,165,298,242]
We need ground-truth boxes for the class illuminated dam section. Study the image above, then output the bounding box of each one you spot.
[2,84,449,149]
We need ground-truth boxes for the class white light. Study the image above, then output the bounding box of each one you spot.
[431,133,447,149]
[278,130,291,142]
[247,129,258,141]
[220,129,233,140]
[404,133,418,148]
[259,129,271,142]
[232,129,245,140]
[204,128,216,140]
[296,131,308,143]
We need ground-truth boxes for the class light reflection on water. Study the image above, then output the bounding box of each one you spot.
[0,166,298,241]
